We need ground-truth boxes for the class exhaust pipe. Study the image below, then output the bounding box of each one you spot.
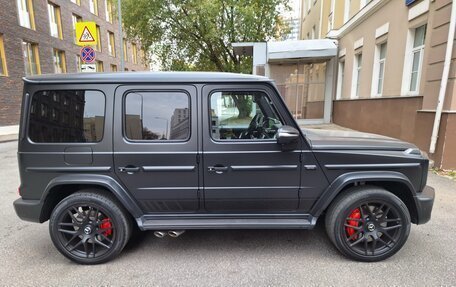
[168,230,185,238]
[153,231,168,238]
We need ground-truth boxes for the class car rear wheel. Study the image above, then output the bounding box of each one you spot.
[49,190,132,264]
[325,186,411,262]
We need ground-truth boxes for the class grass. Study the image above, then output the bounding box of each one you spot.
[432,168,456,181]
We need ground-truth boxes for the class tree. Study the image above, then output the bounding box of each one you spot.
[122,0,290,73]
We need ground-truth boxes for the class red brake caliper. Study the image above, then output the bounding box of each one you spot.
[100,218,113,236]
[346,208,361,239]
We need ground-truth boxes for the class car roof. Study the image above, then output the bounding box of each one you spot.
[23,71,271,84]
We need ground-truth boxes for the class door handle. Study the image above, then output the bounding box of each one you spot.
[118,166,141,174]
[208,165,229,174]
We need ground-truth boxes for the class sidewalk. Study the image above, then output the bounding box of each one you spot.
[0,125,18,142]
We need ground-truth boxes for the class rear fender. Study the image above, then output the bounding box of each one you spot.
[42,174,143,218]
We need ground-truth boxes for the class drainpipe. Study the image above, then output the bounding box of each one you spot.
[429,1,456,154]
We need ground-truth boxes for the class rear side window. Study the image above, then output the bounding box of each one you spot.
[28,90,105,143]
[124,91,190,141]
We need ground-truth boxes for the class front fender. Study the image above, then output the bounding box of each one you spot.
[310,171,416,217]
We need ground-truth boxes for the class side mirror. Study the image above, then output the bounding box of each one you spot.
[276,126,299,149]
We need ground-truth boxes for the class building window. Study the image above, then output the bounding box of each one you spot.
[123,39,128,62]
[110,64,117,72]
[373,42,387,96]
[409,25,426,93]
[17,0,35,30]
[352,53,362,99]
[22,41,40,76]
[108,31,115,56]
[48,2,63,39]
[53,49,66,74]
[72,14,82,44]
[96,60,104,72]
[89,0,98,15]
[95,25,102,51]
[29,90,106,143]
[336,61,345,100]
[0,35,8,76]
[124,91,190,141]
[71,0,80,5]
[105,0,114,23]
[132,43,138,64]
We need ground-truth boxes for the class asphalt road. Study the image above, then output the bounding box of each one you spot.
[1,140,455,286]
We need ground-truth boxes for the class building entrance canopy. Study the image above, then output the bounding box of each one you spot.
[233,40,338,124]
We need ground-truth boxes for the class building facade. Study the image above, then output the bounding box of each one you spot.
[0,0,149,126]
[301,0,456,169]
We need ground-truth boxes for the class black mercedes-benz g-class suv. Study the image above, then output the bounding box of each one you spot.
[14,72,434,264]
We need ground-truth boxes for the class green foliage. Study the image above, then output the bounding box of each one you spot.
[122,0,290,73]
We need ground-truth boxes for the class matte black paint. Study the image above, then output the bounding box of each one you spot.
[14,72,434,229]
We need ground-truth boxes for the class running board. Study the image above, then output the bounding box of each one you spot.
[137,214,318,230]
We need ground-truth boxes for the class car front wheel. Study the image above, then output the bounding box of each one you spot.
[325,186,411,262]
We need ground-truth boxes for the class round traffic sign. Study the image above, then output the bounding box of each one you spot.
[80,46,96,63]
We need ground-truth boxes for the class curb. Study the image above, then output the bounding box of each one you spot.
[0,125,19,143]
[0,134,18,143]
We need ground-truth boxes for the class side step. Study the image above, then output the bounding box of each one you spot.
[137,215,318,230]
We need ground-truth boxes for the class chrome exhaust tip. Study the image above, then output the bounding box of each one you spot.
[168,230,185,238]
[154,231,168,238]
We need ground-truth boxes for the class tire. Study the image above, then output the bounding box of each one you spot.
[325,186,411,262]
[49,190,132,264]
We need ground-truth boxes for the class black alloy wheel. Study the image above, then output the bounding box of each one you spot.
[56,205,115,259]
[325,187,411,262]
[49,191,132,264]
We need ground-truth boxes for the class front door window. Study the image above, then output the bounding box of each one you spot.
[209,91,283,140]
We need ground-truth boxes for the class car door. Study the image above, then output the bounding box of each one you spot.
[202,84,302,212]
[113,85,199,213]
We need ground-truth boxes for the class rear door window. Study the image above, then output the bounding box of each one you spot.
[28,90,105,143]
[124,91,190,141]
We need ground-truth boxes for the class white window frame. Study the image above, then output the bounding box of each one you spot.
[47,3,59,38]
[105,0,113,23]
[351,52,362,99]
[89,0,97,15]
[328,0,335,32]
[53,49,65,74]
[344,0,351,23]
[371,42,387,97]
[17,0,32,29]
[336,60,345,100]
[360,0,373,8]
[401,24,427,96]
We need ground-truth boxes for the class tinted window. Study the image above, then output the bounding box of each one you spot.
[210,91,283,140]
[28,90,105,143]
[124,91,190,141]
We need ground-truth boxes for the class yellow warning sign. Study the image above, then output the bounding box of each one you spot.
[75,22,98,46]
